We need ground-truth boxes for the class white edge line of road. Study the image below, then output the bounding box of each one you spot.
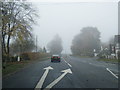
[62,57,72,67]
[106,68,118,79]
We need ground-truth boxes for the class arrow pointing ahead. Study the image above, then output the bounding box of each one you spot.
[35,66,53,89]
[45,69,72,89]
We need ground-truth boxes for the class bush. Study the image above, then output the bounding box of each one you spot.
[20,52,50,61]
[2,54,18,62]
[9,56,18,62]
[21,53,30,60]
[2,54,8,62]
[118,51,120,60]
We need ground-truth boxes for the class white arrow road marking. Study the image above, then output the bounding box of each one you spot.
[35,66,53,89]
[106,68,118,79]
[45,68,72,89]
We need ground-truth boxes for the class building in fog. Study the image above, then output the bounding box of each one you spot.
[114,35,120,59]
[109,35,120,59]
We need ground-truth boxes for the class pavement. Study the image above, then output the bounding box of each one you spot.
[2,55,118,89]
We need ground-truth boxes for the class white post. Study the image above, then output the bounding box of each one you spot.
[17,56,20,62]
[116,50,118,59]
[93,49,96,57]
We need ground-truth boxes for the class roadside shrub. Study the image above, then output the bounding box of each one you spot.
[9,56,18,62]
[20,52,50,61]
[118,51,120,60]
[2,54,18,62]
[27,52,40,60]
[21,53,30,60]
[2,54,8,62]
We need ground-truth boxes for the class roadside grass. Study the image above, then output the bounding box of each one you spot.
[97,58,119,63]
[71,54,120,63]
[2,57,50,77]
[2,60,30,76]
[71,55,92,58]
[78,56,92,58]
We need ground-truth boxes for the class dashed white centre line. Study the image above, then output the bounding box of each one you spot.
[106,68,118,79]
[67,63,72,67]
[64,60,67,63]
[62,57,72,67]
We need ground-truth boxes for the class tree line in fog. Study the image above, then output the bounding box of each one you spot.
[71,27,101,56]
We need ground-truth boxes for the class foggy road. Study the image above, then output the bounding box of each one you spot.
[1,1,119,90]
[3,55,118,89]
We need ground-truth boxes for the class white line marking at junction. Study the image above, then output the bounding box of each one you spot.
[67,63,72,67]
[44,69,72,89]
[106,68,118,79]
[35,66,53,89]
[62,58,72,67]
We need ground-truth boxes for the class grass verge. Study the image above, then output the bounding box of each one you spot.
[71,55,92,58]
[97,58,119,63]
[3,60,32,76]
[2,57,49,77]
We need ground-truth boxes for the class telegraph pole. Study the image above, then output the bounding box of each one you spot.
[36,35,37,52]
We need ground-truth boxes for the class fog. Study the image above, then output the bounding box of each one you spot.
[32,2,118,54]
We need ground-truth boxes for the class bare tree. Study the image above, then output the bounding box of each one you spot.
[10,36,36,55]
[1,2,38,61]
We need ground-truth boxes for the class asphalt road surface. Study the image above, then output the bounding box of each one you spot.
[3,55,118,89]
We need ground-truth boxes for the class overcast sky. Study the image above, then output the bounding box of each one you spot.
[32,1,118,54]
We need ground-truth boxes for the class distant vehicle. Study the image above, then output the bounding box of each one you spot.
[51,54,61,62]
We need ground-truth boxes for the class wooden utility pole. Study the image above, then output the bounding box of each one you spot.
[36,35,37,52]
